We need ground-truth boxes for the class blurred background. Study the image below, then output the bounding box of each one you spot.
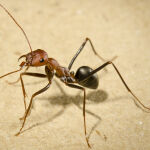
[0,0,150,150]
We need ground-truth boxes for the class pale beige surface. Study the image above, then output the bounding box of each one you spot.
[0,0,150,150]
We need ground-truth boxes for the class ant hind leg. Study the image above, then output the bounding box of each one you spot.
[79,61,150,112]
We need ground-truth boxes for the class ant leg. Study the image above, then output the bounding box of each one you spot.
[65,83,91,148]
[80,61,150,111]
[16,67,54,135]
[68,37,107,70]
[19,72,47,114]
[15,83,51,136]
[68,38,117,72]
[0,68,22,79]
[6,66,30,85]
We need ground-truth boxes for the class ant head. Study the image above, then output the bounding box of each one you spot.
[19,49,49,67]
[0,49,49,79]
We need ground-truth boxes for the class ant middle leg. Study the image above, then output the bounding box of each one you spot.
[15,82,51,136]
[65,83,91,148]
[16,66,54,134]
[68,38,108,70]
[19,72,47,116]
[79,61,150,112]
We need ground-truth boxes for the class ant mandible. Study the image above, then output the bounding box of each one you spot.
[0,4,150,148]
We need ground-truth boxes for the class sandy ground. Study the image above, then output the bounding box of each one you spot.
[0,0,150,150]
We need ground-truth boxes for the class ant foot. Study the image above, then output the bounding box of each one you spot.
[15,131,21,136]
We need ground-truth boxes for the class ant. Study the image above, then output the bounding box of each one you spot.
[0,3,150,148]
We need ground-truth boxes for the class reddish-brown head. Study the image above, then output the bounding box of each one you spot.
[19,49,49,67]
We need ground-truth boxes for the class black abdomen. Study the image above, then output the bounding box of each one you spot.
[75,66,99,89]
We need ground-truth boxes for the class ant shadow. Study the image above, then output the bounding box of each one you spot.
[14,70,134,139]
[22,79,108,140]
[9,72,133,139]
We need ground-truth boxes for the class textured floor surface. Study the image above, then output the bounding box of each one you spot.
[0,0,150,150]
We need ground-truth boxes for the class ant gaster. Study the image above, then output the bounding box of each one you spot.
[0,4,150,148]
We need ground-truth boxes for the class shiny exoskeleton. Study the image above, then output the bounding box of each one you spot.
[0,4,150,149]
[75,66,99,89]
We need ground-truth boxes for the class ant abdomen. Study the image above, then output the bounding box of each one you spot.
[75,66,99,89]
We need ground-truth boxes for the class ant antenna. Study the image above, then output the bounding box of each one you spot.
[0,4,33,53]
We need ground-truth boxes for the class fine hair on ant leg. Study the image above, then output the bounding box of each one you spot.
[0,3,150,148]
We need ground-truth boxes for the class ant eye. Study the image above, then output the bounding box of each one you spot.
[40,58,44,63]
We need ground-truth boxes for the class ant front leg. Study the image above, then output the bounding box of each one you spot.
[80,61,150,112]
[6,66,30,85]
[19,72,47,118]
[64,83,91,148]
